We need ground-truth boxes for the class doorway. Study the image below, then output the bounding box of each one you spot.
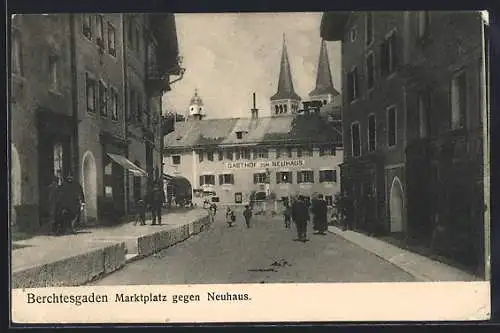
[81,151,98,221]
[389,177,404,233]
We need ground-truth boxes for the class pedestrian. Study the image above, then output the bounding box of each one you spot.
[283,201,292,228]
[48,175,61,233]
[243,205,252,228]
[58,174,85,234]
[313,194,328,235]
[134,198,147,226]
[291,195,309,242]
[311,194,320,232]
[225,207,236,227]
[151,181,166,225]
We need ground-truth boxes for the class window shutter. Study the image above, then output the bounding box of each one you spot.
[380,42,387,76]
[199,176,203,186]
[219,175,223,185]
[253,174,258,184]
[346,72,353,101]
[311,171,315,183]
[231,174,235,184]
[391,33,398,71]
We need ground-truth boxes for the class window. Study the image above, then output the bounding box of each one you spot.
[451,71,467,130]
[200,175,215,185]
[110,87,119,121]
[297,170,314,184]
[198,152,204,162]
[107,23,116,56]
[368,114,376,151]
[350,26,358,42]
[287,147,292,158]
[276,148,282,158]
[417,11,430,38]
[99,81,107,117]
[236,131,243,139]
[257,149,268,159]
[253,172,269,184]
[417,92,430,138]
[284,104,288,113]
[366,52,375,90]
[241,149,251,160]
[319,146,326,156]
[53,143,63,176]
[218,151,223,161]
[235,150,241,160]
[207,151,214,161]
[96,15,104,47]
[296,148,303,157]
[381,32,398,76]
[172,155,181,165]
[323,100,327,105]
[48,55,60,91]
[86,73,96,113]
[351,122,361,157]
[387,106,397,147]
[275,105,279,115]
[319,170,337,183]
[347,67,359,102]
[276,171,292,184]
[219,174,235,185]
[226,150,233,161]
[304,148,313,157]
[82,14,92,39]
[12,32,22,75]
[366,12,374,46]
[325,195,333,206]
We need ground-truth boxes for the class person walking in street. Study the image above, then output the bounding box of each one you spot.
[48,175,62,233]
[283,201,292,228]
[243,205,252,228]
[311,193,320,233]
[291,195,309,242]
[313,194,328,235]
[225,207,236,227]
[58,174,85,234]
[151,181,166,225]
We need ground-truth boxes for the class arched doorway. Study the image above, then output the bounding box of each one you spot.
[169,176,192,205]
[11,144,21,226]
[389,176,404,233]
[81,151,98,220]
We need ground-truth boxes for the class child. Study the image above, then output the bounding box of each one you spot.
[134,199,147,226]
[243,205,252,228]
[225,207,236,227]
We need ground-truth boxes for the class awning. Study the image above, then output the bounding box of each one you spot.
[162,173,175,181]
[107,153,148,177]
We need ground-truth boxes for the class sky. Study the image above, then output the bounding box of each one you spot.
[162,12,342,119]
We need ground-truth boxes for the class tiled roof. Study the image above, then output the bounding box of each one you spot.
[164,114,342,149]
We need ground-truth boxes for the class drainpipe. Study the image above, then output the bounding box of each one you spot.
[69,14,80,182]
[122,14,129,216]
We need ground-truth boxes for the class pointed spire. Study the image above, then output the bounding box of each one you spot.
[271,33,301,101]
[309,39,339,97]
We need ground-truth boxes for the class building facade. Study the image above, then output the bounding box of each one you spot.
[321,11,487,275]
[164,38,343,209]
[10,13,182,231]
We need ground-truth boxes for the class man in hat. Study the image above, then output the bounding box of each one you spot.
[291,195,309,242]
[151,181,166,225]
[58,174,85,233]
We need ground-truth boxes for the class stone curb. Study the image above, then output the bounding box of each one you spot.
[328,226,479,282]
[11,213,212,289]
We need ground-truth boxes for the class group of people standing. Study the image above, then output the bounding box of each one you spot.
[283,194,329,242]
[48,173,85,235]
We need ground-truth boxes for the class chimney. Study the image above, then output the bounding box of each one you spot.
[251,92,259,119]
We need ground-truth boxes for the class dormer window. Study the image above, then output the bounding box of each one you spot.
[236,131,243,139]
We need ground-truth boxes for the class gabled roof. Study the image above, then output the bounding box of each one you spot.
[164,114,342,150]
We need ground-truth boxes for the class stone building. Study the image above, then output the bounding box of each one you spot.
[163,38,343,209]
[10,13,182,231]
[321,11,487,275]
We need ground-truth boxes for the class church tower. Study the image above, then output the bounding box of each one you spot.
[308,39,339,105]
[188,89,206,120]
[270,34,301,117]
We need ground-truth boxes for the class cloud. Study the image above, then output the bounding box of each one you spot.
[163,13,342,119]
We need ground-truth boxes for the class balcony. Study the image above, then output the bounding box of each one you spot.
[145,62,169,95]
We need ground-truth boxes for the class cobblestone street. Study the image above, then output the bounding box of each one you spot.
[93,212,415,285]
